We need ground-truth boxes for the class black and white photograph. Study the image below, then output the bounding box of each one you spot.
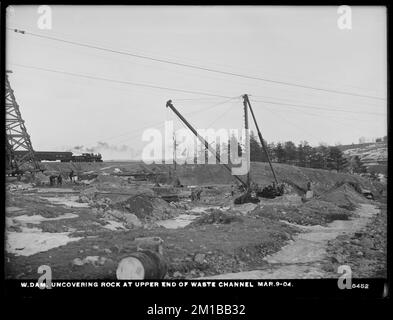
[3,5,388,300]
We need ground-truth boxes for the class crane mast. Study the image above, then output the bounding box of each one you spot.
[242,94,279,185]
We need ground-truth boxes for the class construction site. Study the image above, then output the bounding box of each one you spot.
[5,6,387,281]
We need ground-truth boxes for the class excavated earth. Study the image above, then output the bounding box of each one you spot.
[5,162,386,280]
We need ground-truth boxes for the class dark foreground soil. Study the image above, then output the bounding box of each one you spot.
[5,190,299,280]
[5,216,299,280]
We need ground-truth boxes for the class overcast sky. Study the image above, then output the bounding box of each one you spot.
[6,5,387,160]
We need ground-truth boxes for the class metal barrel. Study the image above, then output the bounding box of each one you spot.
[116,250,167,280]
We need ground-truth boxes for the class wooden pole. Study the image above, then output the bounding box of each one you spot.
[243,94,279,185]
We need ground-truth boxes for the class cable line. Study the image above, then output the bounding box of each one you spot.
[250,98,385,116]
[8,27,386,101]
[11,63,232,99]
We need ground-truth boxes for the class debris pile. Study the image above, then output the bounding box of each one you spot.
[319,183,367,211]
[252,199,353,226]
[114,194,178,221]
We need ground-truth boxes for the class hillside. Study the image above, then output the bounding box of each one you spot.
[339,141,387,175]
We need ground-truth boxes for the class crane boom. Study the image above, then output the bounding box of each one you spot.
[242,94,279,185]
[166,100,248,189]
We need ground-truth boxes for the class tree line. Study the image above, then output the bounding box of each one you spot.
[205,131,368,173]
[249,132,369,173]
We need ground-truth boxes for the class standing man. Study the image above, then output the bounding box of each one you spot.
[57,174,63,186]
[196,189,202,201]
[69,170,74,183]
[49,175,55,186]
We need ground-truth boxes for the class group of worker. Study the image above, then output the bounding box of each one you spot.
[49,174,63,186]
[48,170,77,186]
[190,188,202,201]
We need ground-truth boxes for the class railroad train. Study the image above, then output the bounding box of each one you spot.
[13,151,103,162]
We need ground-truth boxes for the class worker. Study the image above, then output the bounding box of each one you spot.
[57,174,63,186]
[196,189,202,200]
[231,185,235,197]
[279,183,285,195]
[49,175,55,186]
[69,170,74,183]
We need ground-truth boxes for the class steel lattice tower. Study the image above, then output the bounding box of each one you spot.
[5,70,40,175]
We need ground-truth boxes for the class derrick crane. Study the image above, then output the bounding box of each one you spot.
[5,70,41,176]
[166,97,283,202]
[242,94,283,198]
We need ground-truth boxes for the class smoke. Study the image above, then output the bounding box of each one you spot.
[66,141,137,156]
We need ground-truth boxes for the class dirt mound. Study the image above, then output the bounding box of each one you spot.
[252,199,352,226]
[252,204,324,226]
[190,209,243,226]
[114,194,177,221]
[319,183,367,210]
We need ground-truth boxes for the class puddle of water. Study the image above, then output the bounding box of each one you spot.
[39,196,90,208]
[158,205,233,229]
[200,204,379,279]
[11,213,79,225]
[6,227,83,256]
[157,214,198,229]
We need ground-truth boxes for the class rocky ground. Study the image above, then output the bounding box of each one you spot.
[322,199,387,278]
[5,162,387,280]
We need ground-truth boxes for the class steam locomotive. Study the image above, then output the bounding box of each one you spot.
[13,151,103,162]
